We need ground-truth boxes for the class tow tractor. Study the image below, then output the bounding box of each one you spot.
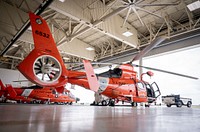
[162,95,192,108]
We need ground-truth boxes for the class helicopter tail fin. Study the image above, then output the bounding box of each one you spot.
[83,60,99,92]
[17,12,68,87]
[0,80,6,96]
[6,85,17,98]
[0,80,6,91]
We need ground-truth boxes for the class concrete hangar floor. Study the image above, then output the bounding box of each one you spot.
[0,104,199,132]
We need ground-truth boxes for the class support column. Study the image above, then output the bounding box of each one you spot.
[139,58,143,76]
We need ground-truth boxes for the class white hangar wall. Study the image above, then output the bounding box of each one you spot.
[0,68,28,87]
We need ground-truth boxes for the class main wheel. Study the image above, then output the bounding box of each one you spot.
[131,102,137,107]
[109,99,115,106]
[101,100,107,106]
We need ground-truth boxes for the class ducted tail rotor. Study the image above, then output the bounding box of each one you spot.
[33,55,62,83]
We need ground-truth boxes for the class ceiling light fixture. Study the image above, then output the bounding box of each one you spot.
[12,44,19,47]
[122,31,133,37]
[59,0,65,2]
[187,1,200,11]
[63,57,70,60]
[86,47,94,51]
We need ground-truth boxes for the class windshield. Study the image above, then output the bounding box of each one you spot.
[98,68,122,78]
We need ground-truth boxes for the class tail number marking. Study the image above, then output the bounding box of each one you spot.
[35,30,49,39]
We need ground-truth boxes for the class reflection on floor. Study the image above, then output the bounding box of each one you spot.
[0,104,200,132]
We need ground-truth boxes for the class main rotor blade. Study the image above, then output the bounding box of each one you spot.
[13,80,29,82]
[131,36,167,63]
[137,3,180,7]
[132,64,199,80]
[64,62,120,65]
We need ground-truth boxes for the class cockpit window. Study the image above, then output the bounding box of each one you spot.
[136,82,145,90]
[98,68,122,78]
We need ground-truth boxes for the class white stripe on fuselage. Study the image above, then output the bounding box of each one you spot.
[21,89,33,97]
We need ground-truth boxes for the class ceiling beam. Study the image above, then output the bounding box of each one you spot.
[98,27,200,63]
[49,0,138,47]
[0,0,54,56]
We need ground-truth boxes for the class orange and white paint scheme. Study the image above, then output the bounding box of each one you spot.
[17,12,165,106]
[0,80,76,104]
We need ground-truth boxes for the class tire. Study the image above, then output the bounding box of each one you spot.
[17,100,22,103]
[109,100,115,106]
[176,101,182,107]
[43,101,49,104]
[3,99,7,103]
[131,102,134,107]
[101,100,107,106]
[187,101,192,108]
[166,104,171,107]
[131,102,137,107]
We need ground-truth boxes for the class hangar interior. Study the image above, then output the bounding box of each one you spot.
[0,0,200,132]
[0,0,200,103]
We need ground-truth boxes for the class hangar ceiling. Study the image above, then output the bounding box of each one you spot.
[0,0,200,70]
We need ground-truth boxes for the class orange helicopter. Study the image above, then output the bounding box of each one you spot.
[0,80,76,104]
[17,12,198,106]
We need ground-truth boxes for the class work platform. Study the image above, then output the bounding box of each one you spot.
[0,104,199,132]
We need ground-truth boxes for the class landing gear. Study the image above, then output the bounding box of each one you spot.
[90,101,99,106]
[64,102,68,105]
[101,100,108,106]
[109,99,115,106]
[131,102,137,107]
[43,100,50,104]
